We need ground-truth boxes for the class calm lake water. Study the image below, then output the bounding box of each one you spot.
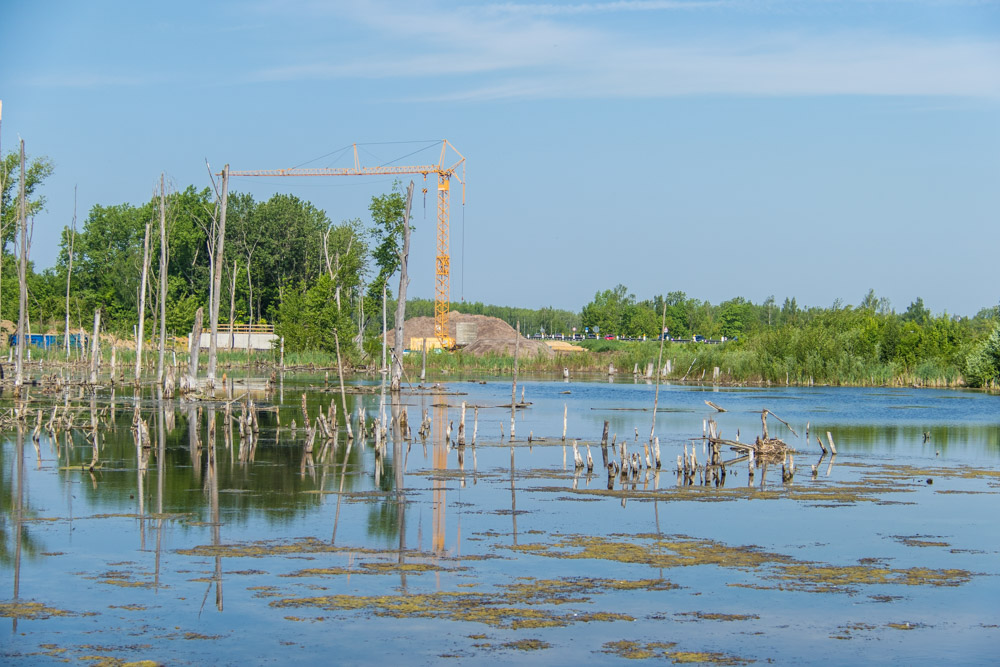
[2,375,999,665]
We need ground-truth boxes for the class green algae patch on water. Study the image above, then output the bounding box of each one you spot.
[675,611,760,622]
[508,533,974,595]
[892,535,951,548]
[501,638,550,651]
[176,537,377,558]
[282,561,454,578]
[85,570,156,589]
[887,621,927,630]
[269,575,652,630]
[0,600,86,620]
[601,640,753,664]
[77,658,159,667]
[769,563,972,593]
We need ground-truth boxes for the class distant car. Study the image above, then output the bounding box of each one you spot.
[604,335,615,340]
[693,335,705,343]
[656,333,672,341]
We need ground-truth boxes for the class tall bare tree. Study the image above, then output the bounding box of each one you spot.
[65,185,76,359]
[207,165,229,388]
[157,174,168,385]
[390,181,414,392]
[14,139,26,393]
[135,222,151,385]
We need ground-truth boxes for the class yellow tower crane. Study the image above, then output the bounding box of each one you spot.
[230,141,466,349]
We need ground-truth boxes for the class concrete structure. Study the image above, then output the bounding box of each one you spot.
[197,325,277,351]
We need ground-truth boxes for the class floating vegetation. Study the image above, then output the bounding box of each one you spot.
[86,570,156,589]
[500,638,550,651]
[77,657,159,667]
[893,535,951,548]
[270,575,661,629]
[886,622,926,631]
[675,612,759,622]
[281,561,452,578]
[507,533,973,595]
[176,537,377,558]
[0,600,83,620]
[601,640,753,664]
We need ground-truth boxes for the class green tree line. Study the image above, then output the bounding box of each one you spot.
[3,153,999,386]
[578,284,1000,387]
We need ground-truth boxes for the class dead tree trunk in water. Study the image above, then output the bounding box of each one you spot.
[89,308,101,385]
[334,329,353,440]
[135,222,151,385]
[157,174,168,385]
[390,181,415,392]
[14,139,27,394]
[228,260,237,351]
[509,321,520,440]
[187,307,203,392]
[65,186,77,359]
[207,165,229,389]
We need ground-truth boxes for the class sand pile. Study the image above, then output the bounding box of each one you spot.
[387,311,553,358]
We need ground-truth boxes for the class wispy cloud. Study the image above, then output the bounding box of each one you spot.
[483,0,734,16]
[24,72,156,88]
[247,2,1000,100]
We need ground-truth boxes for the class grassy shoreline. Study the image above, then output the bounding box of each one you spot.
[4,338,980,390]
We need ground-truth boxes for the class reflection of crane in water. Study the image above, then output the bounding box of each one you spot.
[432,392,449,555]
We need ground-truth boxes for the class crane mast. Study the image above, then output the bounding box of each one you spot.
[229,141,465,349]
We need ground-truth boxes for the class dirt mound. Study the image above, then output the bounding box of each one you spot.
[388,311,553,358]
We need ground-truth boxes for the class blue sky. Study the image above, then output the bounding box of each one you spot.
[2,0,999,316]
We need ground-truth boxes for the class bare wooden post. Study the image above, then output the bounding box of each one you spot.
[420,338,427,382]
[14,139,27,393]
[826,431,837,455]
[89,308,101,385]
[135,222,151,385]
[472,406,478,446]
[228,260,237,351]
[509,321,520,440]
[600,419,610,467]
[207,164,229,389]
[458,401,466,446]
[157,174,168,385]
[391,181,415,392]
[649,303,667,446]
[562,403,567,441]
[188,307,203,391]
[333,329,353,439]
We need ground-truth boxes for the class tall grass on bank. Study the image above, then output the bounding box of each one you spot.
[2,332,974,389]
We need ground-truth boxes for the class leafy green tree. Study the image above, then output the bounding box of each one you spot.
[581,284,634,336]
[367,182,408,300]
[965,325,1000,387]
[718,297,754,339]
[780,297,799,325]
[902,297,931,325]
[1,151,54,250]
[275,275,357,356]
